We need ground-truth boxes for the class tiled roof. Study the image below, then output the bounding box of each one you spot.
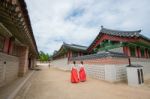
[87,26,150,51]
[101,27,141,37]
[70,51,127,61]
[63,43,87,51]
[53,43,87,57]
[126,64,143,67]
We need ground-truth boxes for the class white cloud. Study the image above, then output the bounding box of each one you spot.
[25,0,150,54]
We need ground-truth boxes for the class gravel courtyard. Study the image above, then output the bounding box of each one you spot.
[15,65,150,99]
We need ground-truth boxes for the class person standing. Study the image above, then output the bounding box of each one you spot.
[79,61,86,82]
[48,60,51,69]
[71,61,79,83]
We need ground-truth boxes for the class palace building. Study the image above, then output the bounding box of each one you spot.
[52,42,87,70]
[71,27,150,82]
[52,26,150,82]
[87,26,150,58]
[0,0,38,87]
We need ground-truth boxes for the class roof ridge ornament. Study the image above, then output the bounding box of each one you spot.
[138,29,142,32]
[63,41,66,44]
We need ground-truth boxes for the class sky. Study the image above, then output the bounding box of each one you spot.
[25,0,150,54]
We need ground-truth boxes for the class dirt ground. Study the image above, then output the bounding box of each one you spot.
[15,65,150,99]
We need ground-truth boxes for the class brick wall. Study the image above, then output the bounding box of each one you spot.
[0,52,19,87]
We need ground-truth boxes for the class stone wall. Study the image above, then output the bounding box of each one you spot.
[52,56,150,82]
[0,52,19,87]
[31,58,36,68]
[70,57,128,82]
[51,58,71,70]
[18,46,29,76]
[85,64,105,80]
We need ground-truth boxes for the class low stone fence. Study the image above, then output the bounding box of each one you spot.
[70,56,128,82]
[51,52,150,82]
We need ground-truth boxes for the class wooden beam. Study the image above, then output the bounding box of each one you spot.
[88,34,138,52]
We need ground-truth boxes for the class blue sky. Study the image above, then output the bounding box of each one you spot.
[25,0,150,54]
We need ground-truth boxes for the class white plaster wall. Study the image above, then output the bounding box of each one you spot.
[0,52,19,87]
[110,47,123,53]
[126,67,144,86]
[131,58,150,80]
[51,58,71,70]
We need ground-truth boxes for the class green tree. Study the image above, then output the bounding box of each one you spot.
[39,51,51,61]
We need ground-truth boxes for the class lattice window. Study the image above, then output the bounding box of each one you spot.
[0,35,5,52]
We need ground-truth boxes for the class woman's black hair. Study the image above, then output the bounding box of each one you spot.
[81,61,83,64]
[73,61,76,64]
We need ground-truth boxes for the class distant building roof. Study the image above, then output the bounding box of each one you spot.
[53,43,87,58]
[63,43,87,51]
[71,51,127,61]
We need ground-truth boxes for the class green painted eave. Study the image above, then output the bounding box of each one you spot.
[126,42,150,49]
[94,43,124,52]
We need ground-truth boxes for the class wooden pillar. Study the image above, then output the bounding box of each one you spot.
[18,46,29,77]
[30,57,36,68]
[78,52,80,57]
[123,46,131,57]
[3,37,15,55]
[8,37,15,55]
[80,52,83,56]
[3,38,10,53]
[70,51,72,58]
[144,48,147,58]
[126,46,131,57]
[123,46,127,55]
[69,51,70,58]
[135,47,139,58]
[137,47,141,58]
[8,42,13,55]
[147,50,150,58]
[67,50,71,62]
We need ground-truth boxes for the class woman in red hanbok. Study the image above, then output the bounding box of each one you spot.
[71,61,79,83]
[79,61,86,82]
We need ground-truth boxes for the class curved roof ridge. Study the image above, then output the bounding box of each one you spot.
[63,43,87,48]
[100,27,141,37]
[101,27,141,33]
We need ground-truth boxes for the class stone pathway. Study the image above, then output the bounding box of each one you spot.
[15,65,150,99]
[0,71,34,99]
